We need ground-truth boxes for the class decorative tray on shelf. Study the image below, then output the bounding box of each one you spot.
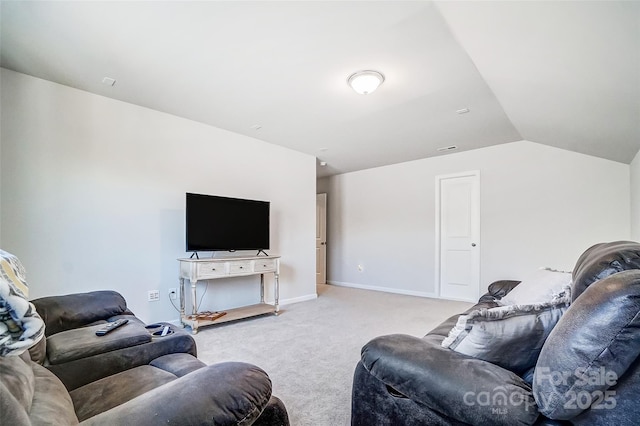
[187,311,227,322]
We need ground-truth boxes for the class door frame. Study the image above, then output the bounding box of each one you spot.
[434,170,481,301]
[316,193,327,284]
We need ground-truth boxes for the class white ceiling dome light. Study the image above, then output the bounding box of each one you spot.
[347,70,385,95]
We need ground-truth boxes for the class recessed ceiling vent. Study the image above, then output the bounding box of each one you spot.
[437,145,458,152]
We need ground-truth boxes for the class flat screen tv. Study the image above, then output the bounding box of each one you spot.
[186,193,270,253]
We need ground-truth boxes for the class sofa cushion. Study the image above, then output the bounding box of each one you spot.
[32,290,131,336]
[533,270,640,420]
[30,361,79,425]
[80,362,273,426]
[70,365,177,422]
[362,334,540,426]
[572,240,640,301]
[0,353,79,425]
[47,321,151,365]
[571,355,640,425]
[0,353,36,423]
[442,288,570,374]
[149,352,206,377]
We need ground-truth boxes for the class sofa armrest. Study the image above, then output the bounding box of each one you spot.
[80,362,273,426]
[46,321,151,365]
[32,291,133,336]
[361,334,539,426]
[478,280,521,303]
[48,324,196,391]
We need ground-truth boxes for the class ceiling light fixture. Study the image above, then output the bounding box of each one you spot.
[347,70,385,95]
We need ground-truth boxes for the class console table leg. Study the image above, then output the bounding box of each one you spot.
[260,274,265,303]
[179,277,186,327]
[190,279,198,315]
[274,272,280,314]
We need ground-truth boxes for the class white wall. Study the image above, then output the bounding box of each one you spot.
[0,69,317,323]
[324,141,630,296]
[632,150,640,242]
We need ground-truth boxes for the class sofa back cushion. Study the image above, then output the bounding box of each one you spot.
[572,241,640,301]
[533,270,640,420]
[32,291,131,336]
[0,352,78,425]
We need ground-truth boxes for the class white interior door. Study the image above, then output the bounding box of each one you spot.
[316,193,327,284]
[436,171,480,302]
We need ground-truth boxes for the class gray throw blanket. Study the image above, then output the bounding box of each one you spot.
[0,249,45,356]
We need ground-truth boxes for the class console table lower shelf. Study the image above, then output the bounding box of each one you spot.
[181,303,278,332]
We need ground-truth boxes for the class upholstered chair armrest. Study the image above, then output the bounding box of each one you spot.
[32,291,133,336]
[80,362,274,426]
[361,334,539,426]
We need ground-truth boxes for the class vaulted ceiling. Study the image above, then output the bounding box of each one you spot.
[1,1,639,177]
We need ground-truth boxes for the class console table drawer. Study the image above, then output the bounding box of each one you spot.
[229,261,252,274]
[254,259,277,272]
[196,262,227,278]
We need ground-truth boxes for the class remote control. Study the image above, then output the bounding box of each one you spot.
[95,319,129,336]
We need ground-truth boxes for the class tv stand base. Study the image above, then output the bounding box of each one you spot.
[178,255,281,334]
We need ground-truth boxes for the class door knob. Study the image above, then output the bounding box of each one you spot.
[471,243,477,247]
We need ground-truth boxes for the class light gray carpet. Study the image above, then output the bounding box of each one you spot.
[193,284,473,426]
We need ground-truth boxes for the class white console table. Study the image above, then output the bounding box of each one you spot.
[178,255,280,334]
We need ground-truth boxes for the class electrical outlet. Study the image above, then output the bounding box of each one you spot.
[148,290,160,302]
[168,288,177,300]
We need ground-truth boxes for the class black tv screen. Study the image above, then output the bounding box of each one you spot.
[186,193,270,252]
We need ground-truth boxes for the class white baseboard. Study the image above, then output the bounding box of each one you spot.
[327,280,438,299]
[267,293,318,306]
